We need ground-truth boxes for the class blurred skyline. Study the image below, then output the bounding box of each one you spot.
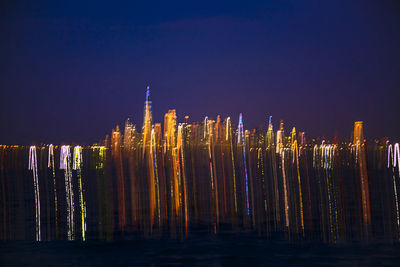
[1,0,399,144]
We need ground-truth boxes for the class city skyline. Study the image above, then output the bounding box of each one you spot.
[2,86,388,145]
[1,1,399,144]
[1,86,398,243]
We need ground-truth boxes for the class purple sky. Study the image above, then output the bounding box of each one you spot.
[1,0,399,144]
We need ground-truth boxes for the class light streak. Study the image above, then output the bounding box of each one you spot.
[267,117,280,227]
[151,126,161,228]
[280,147,289,228]
[388,144,400,237]
[291,128,304,236]
[209,119,219,228]
[353,121,371,235]
[123,120,138,225]
[227,117,238,213]
[204,116,209,140]
[238,113,250,216]
[313,144,318,168]
[73,146,86,241]
[60,145,74,240]
[177,124,189,235]
[276,130,283,154]
[48,144,58,238]
[257,147,267,221]
[164,110,179,216]
[394,143,400,176]
[207,120,214,190]
[28,146,41,241]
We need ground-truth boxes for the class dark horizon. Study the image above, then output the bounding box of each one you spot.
[1,0,399,144]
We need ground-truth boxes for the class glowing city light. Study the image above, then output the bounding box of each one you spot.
[28,146,41,241]
[0,88,396,243]
[48,144,58,238]
[73,146,86,241]
[237,113,250,217]
[60,145,74,240]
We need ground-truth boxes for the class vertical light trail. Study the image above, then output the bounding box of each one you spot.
[206,116,217,231]
[394,143,400,176]
[60,145,74,240]
[92,145,108,239]
[48,144,58,239]
[28,146,41,241]
[394,143,400,238]
[177,124,189,235]
[221,145,227,215]
[204,116,209,140]
[320,142,325,169]
[329,145,338,243]
[353,122,371,231]
[112,126,127,231]
[276,120,284,154]
[322,144,337,242]
[0,146,6,240]
[315,143,327,240]
[276,131,283,154]
[313,145,318,168]
[388,144,400,238]
[151,127,161,228]
[209,120,219,229]
[173,145,180,218]
[324,145,333,241]
[143,88,155,231]
[388,143,392,169]
[257,147,267,222]
[291,128,304,236]
[207,119,214,190]
[124,120,138,226]
[280,148,289,228]
[165,110,179,217]
[238,114,250,216]
[73,146,86,241]
[162,132,169,223]
[227,117,237,214]
[176,130,181,225]
[147,130,156,231]
[267,119,280,227]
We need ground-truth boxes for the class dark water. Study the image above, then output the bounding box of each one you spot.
[2,232,400,266]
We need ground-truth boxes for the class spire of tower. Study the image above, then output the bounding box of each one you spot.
[146,86,150,102]
[142,86,152,159]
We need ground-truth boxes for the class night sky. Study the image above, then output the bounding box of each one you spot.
[1,0,399,144]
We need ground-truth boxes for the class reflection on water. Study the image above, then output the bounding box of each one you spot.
[0,128,399,244]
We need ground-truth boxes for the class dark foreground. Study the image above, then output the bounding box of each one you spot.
[1,232,400,266]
